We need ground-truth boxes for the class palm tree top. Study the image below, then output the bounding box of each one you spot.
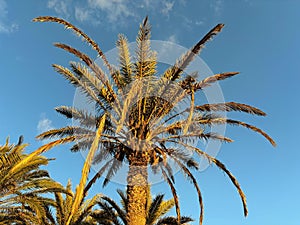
[33,16,276,225]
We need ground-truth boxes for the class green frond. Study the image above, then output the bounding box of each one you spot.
[156,216,194,225]
[117,34,132,85]
[101,196,127,224]
[103,159,123,187]
[135,16,157,78]
[55,192,65,224]
[183,89,194,134]
[146,194,175,225]
[146,194,164,224]
[117,189,127,212]
[55,106,98,128]
[52,64,104,107]
[66,114,106,225]
[36,126,93,140]
[84,159,113,196]
[74,194,102,224]
[0,152,20,168]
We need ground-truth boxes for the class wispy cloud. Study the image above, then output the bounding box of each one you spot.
[74,6,91,23]
[0,0,18,34]
[166,34,178,43]
[47,0,177,27]
[88,0,134,23]
[47,0,72,18]
[161,1,174,16]
[37,114,55,134]
[211,0,224,17]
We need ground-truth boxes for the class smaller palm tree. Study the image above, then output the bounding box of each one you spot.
[91,186,193,225]
[0,137,69,224]
[44,179,101,225]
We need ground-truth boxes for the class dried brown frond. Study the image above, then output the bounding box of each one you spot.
[54,43,109,86]
[33,16,114,74]
[164,24,225,81]
[36,127,92,140]
[195,102,266,116]
[54,44,120,113]
[198,117,276,146]
[226,119,276,146]
[55,106,97,128]
[165,133,233,143]
[194,72,239,90]
[161,168,180,224]
[171,140,248,217]
[213,159,248,217]
[83,160,113,196]
[173,158,204,225]
[52,64,104,107]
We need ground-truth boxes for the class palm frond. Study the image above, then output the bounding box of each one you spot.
[103,159,123,187]
[198,117,276,146]
[66,114,106,225]
[33,16,114,74]
[135,16,156,78]
[163,24,224,81]
[83,158,113,197]
[194,72,239,90]
[161,168,180,224]
[174,140,248,217]
[195,102,266,116]
[117,34,132,85]
[101,196,127,224]
[172,158,204,225]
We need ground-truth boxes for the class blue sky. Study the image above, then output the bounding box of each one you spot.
[0,0,299,224]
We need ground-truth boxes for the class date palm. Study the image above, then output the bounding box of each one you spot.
[0,137,68,224]
[44,179,101,225]
[33,16,276,225]
[91,186,193,225]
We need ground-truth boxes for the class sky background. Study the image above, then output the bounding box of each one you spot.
[0,0,299,224]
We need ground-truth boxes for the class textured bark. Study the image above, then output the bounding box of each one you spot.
[126,152,149,225]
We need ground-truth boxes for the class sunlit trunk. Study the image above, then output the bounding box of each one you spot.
[126,152,149,225]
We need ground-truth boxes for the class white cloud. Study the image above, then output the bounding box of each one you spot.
[178,0,187,6]
[211,0,223,17]
[0,0,18,34]
[195,20,205,26]
[46,0,178,27]
[88,0,134,23]
[37,114,55,134]
[161,1,174,16]
[47,0,71,18]
[166,34,177,43]
[75,7,91,22]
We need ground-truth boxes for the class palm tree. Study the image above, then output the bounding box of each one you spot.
[0,137,68,224]
[91,186,193,225]
[33,16,276,225]
[44,179,101,225]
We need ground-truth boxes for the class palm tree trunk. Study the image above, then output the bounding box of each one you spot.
[126,152,149,225]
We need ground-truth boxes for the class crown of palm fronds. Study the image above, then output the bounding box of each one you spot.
[33,16,276,225]
[0,137,70,224]
[91,187,193,225]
